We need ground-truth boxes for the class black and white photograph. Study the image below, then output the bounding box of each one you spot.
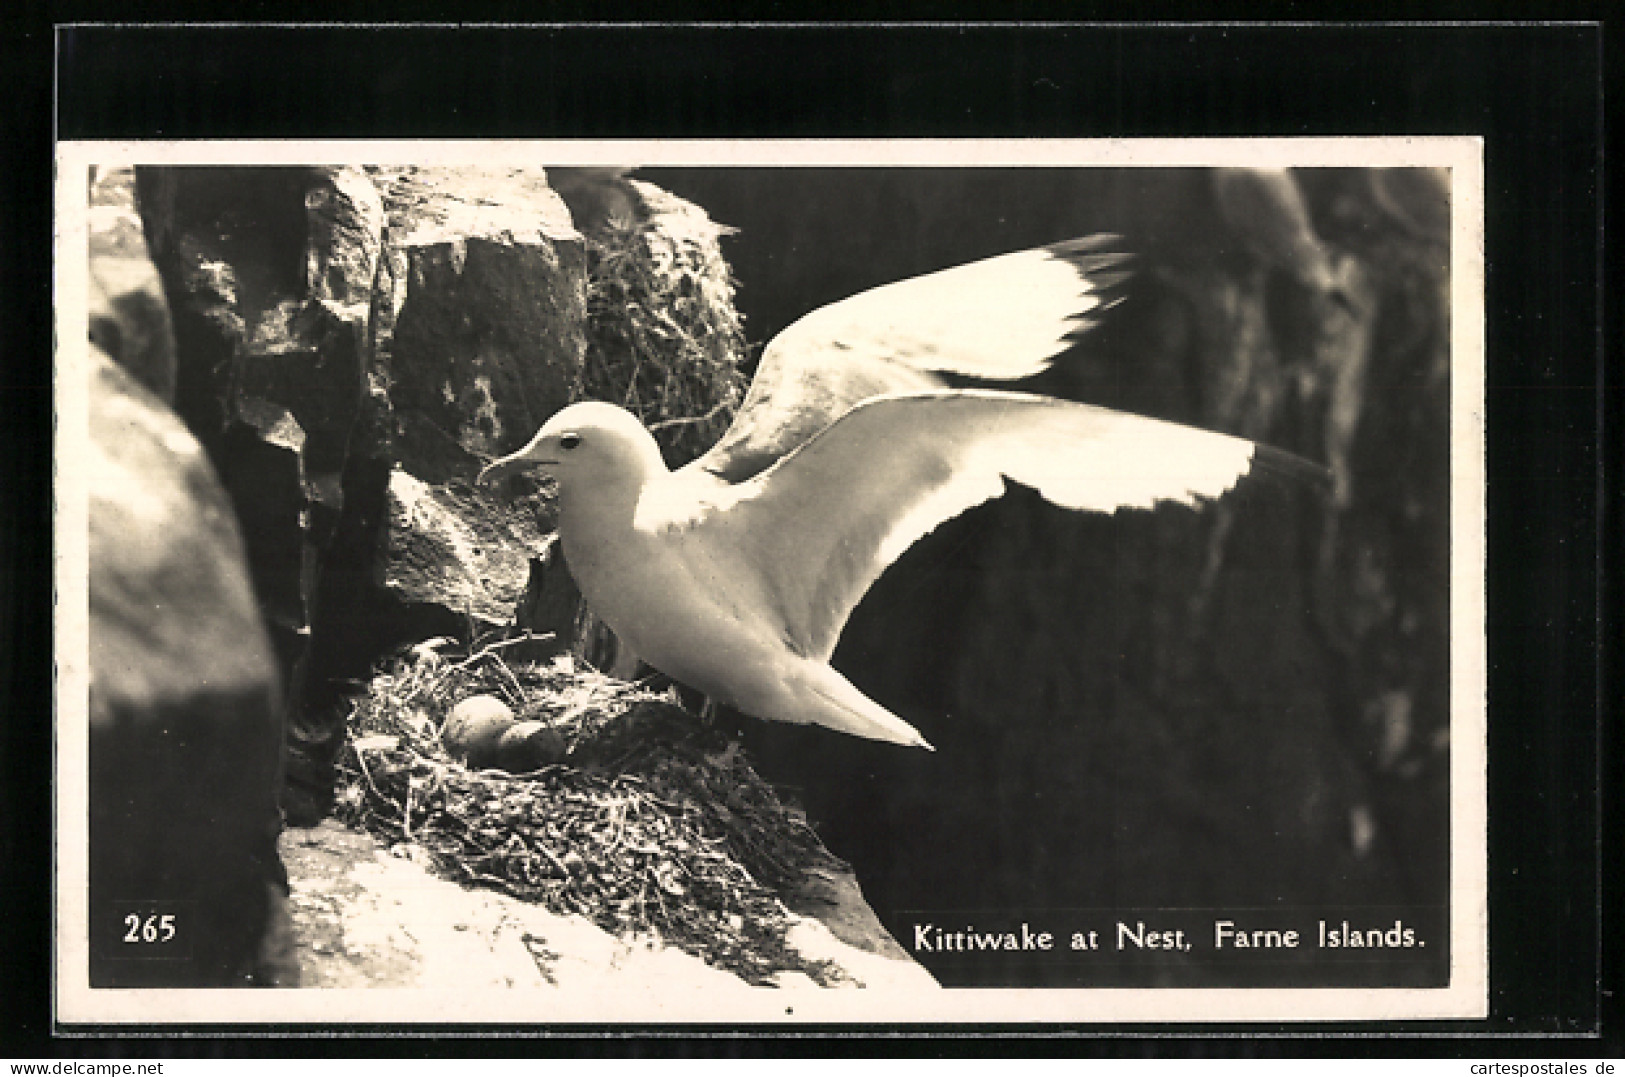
[53,138,1487,1025]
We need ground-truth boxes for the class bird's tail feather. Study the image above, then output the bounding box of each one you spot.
[799,664,935,750]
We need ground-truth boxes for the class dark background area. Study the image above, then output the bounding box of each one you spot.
[8,16,1607,1050]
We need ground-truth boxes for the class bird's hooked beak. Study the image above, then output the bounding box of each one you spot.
[476,449,555,487]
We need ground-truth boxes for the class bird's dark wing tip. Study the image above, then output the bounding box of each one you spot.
[1045,233,1127,257]
[1045,235,1136,315]
[1250,442,1333,491]
[1047,236,1135,345]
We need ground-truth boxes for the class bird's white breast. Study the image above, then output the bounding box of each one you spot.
[558,480,796,708]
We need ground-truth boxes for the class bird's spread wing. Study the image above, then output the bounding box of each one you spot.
[691,237,1131,483]
[705,390,1310,664]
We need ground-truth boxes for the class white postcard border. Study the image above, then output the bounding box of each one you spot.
[53,137,1488,1026]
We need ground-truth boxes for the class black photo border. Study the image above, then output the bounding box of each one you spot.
[6,15,1610,1056]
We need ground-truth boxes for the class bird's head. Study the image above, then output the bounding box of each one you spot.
[477,402,668,500]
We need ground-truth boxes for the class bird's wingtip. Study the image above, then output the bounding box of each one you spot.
[1250,442,1334,492]
[1044,235,1136,317]
[1045,233,1127,257]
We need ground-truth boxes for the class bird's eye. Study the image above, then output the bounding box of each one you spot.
[559,432,582,451]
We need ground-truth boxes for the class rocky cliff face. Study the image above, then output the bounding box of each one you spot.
[86,170,295,984]
[131,164,745,822]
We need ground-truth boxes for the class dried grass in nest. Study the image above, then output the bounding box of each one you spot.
[334,637,853,986]
[577,181,749,467]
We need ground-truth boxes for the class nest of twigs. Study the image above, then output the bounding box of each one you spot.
[334,636,852,986]
[576,180,749,466]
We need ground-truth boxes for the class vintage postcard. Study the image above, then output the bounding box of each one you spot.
[54,138,1487,1026]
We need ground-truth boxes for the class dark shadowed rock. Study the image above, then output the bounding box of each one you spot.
[367,165,584,465]
[377,470,550,629]
[514,533,580,647]
[362,166,584,632]
[133,165,584,820]
[135,165,384,821]
[135,166,380,476]
[513,534,639,679]
[546,166,638,233]
[87,347,295,987]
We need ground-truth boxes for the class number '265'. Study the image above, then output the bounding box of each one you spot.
[122,913,177,944]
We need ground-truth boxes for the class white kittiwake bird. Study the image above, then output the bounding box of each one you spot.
[479,236,1324,749]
